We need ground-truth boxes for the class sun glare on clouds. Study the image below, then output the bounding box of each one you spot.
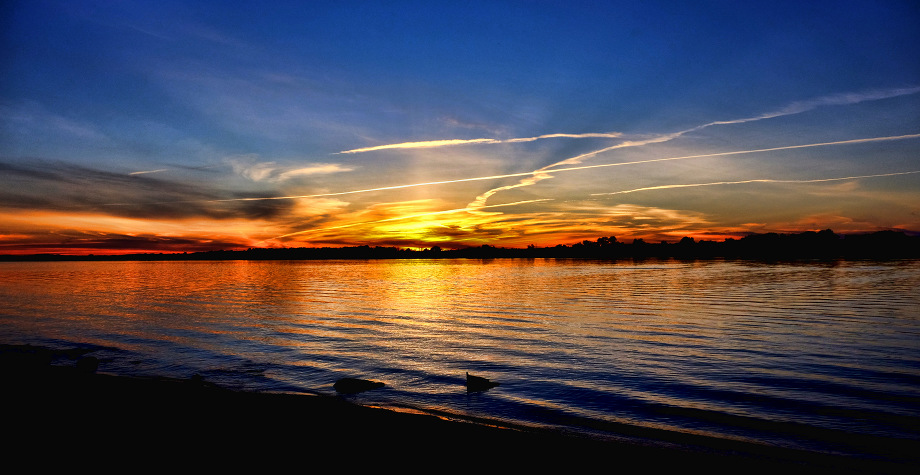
[1,2,918,254]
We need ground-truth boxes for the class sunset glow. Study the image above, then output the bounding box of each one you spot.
[2,1,918,254]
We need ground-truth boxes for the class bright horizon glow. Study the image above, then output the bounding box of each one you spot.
[2,1,919,254]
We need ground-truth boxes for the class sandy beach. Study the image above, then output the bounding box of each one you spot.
[3,344,913,473]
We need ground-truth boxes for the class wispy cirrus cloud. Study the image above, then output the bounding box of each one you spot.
[591,170,920,196]
[466,86,920,210]
[129,168,170,175]
[731,86,920,124]
[0,158,293,221]
[1,101,109,142]
[338,87,919,171]
[465,133,920,209]
[229,156,353,182]
[179,133,920,205]
[272,164,354,181]
[337,132,623,154]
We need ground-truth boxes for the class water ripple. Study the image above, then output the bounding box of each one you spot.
[2,258,919,460]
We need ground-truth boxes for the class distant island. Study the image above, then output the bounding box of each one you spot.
[2,229,918,262]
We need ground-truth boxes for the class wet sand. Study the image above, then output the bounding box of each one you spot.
[2,345,912,472]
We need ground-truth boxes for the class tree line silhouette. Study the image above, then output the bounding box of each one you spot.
[2,229,918,261]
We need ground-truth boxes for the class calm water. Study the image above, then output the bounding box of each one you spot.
[1,259,918,459]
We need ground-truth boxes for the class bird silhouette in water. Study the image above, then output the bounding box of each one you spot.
[466,372,499,392]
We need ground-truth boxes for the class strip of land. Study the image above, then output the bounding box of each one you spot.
[2,344,914,472]
[2,229,918,261]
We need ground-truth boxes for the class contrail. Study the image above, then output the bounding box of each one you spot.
[723,86,920,125]
[129,168,169,175]
[467,132,682,209]
[468,86,920,209]
[337,132,623,154]
[259,135,920,243]
[201,133,920,203]
[337,87,919,156]
[591,170,920,196]
[267,199,552,241]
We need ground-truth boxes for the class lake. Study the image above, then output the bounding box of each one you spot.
[1,258,918,461]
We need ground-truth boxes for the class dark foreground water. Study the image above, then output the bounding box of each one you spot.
[1,259,918,460]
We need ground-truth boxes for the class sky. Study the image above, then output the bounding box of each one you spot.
[1,0,919,254]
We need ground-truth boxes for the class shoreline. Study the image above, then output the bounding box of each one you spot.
[3,345,914,472]
[2,230,918,262]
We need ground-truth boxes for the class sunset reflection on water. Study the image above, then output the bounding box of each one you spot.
[1,258,918,456]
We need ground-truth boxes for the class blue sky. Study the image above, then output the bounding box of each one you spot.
[2,0,919,253]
